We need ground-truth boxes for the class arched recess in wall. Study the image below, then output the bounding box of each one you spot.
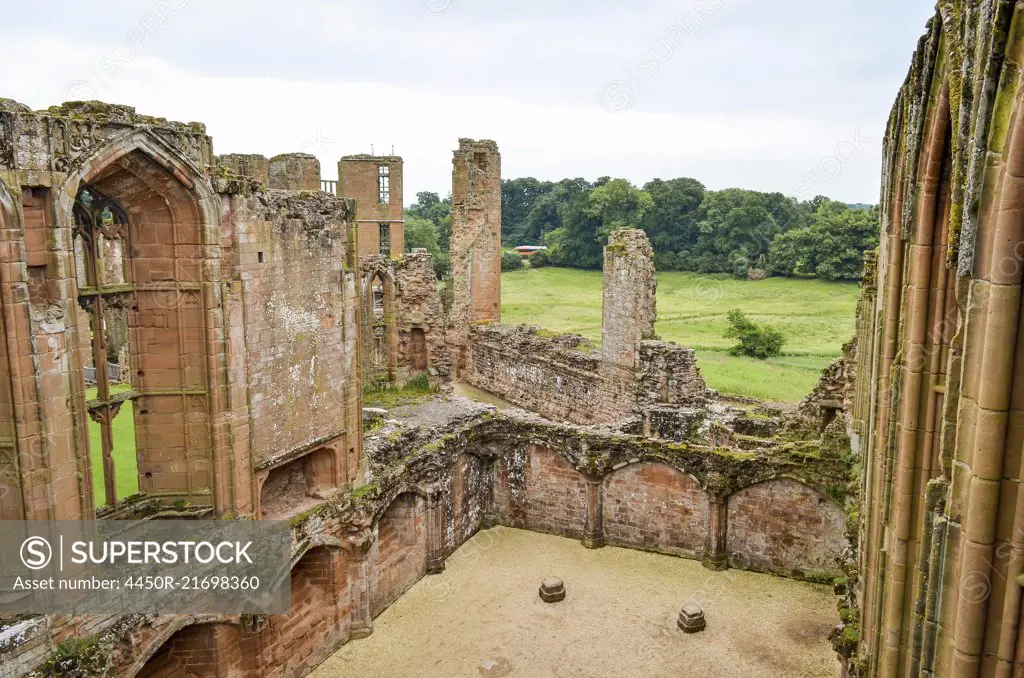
[601,461,708,557]
[0,178,23,519]
[725,477,845,577]
[255,544,341,674]
[447,452,487,554]
[121,619,239,678]
[373,491,427,617]
[57,129,221,511]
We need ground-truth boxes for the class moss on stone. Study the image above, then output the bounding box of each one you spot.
[37,637,111,677]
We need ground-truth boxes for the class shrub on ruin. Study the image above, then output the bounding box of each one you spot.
[502,250,525,271]
[529,249,549,268]
[724,309,785,360]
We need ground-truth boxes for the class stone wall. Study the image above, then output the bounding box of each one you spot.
[216,153,270,187]
[465,324,630,425]
[727,478,846,579]
[493,444,589,539]
[269,153,321,191]
[2,391,852,678]
[602,462,708,559]
[460,228,708,427]
[229,190,356,470]
[0,100,363,522]
[371,493,427,617]
[360,252,450,385]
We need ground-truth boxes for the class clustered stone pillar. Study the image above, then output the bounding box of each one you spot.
[447,139,502,376]
[582,476,605,549]
[702,494,729,571]
[848,3,1024,675]
[425,486,446,574]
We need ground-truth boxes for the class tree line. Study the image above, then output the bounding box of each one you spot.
[404,176,880,281]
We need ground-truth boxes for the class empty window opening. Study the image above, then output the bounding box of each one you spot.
[257,251,264,263]
[378,165,391,204]
[75,187,138,508]
[473,152,488,171]
[820,405,839,433]
[379,223,391,256]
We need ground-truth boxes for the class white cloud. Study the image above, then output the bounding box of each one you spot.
[0,0,937,203]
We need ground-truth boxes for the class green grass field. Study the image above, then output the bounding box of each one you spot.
[86,385,138,506]
[501,267,860,403]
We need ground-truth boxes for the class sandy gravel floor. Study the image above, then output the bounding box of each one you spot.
[309,528,840,678]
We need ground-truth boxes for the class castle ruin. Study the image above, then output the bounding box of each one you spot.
[0,99,855,677]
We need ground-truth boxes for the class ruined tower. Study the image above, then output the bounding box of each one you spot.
[338,154,405,260]
[448,139,502,373]
[601,229,656,369]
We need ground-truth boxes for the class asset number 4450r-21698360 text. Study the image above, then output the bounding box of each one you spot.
[124,575,261,590]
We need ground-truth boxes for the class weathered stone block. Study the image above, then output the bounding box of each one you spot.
[678,603,706,633]
[539,577,566,603]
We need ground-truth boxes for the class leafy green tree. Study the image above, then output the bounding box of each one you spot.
[695,189,781,276]
[503,178,554,245]
[501,250,525,271]
[584,178,653,242]
[404,216,439,254]
[641,177,706,256]
[528,250,549,268]
[407,191,452,251]
[767,199,879,280]
[724,309,786,360]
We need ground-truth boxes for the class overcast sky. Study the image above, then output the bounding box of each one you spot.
[0,0,936,204]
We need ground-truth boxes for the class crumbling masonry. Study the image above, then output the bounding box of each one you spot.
[0,106,854,678]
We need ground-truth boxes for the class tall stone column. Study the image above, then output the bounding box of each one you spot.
[582,476,605,549]
[425,486,447,574]
[702,494,729,571]
[601,229,656,370]
[448,139,502,376]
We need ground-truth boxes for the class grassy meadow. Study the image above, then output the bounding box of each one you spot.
[86,385,138,506]
[501,267,860,403]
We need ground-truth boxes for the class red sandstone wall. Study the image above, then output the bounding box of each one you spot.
[727,478,846,578]
[371,493,427,617]
[244,547,346,678]
[230,193,356,472]
[602,462,709,558]
[265,549,340,676]
[445,453,489,555]
[493,445,587,539]
[136,625,221,678]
